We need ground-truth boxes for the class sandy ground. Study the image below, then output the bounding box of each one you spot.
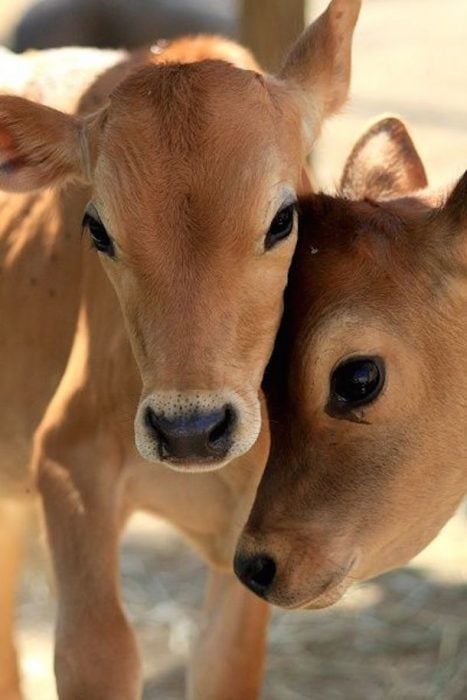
[1,0,466,698]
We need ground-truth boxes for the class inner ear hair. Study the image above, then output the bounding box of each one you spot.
[340,116,428,201]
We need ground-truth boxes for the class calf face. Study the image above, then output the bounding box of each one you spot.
[0,1,361,471]
[236,117,467,607]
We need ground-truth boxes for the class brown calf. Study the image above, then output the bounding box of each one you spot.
[236,117,467,611]
[0,3,361,698]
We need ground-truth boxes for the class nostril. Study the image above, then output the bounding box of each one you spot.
[144,406,169,454]
[145,406,156,429]
[145,406,162,437]
[208,405,235,447]
[247,556,277,591]
[234,554,277,597]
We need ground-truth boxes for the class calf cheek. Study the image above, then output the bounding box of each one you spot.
[355,446,467,577]
[309,431,411,538]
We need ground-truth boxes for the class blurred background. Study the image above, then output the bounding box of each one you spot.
[0,0,466,698]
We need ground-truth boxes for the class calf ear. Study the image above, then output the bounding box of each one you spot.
[341,116,428,200]
[279,0,361,149]
[0,95,95,192]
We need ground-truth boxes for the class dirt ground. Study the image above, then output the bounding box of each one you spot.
[1,1,466,699]
[18,506,467,700]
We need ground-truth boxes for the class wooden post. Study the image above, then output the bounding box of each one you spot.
[240,0,306,73]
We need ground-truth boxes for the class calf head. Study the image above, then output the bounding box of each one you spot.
[236,117,467,607]
[0,0,361,471]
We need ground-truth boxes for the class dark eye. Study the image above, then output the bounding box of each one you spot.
[329,357,385,411]
[82,211,115,257]
[265,203,296,250]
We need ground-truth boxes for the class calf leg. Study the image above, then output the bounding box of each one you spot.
[0,500,28,700]
[188,569,270,700]
[35,437,141,700]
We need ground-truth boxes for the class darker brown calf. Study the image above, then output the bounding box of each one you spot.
[236,117,467,609]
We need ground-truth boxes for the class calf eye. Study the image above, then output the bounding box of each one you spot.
[82,211,115,257]
[330,357,385,410]
[265,203,296,250]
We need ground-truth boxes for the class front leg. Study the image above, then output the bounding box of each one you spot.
[35,432,141,700]
[188,568,270,700]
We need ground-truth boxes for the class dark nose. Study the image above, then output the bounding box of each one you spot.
[145,405,235,462]
[234,553,277,598]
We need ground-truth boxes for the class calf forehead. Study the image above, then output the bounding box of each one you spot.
[109,60,288,144]
[95,62,301,226]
